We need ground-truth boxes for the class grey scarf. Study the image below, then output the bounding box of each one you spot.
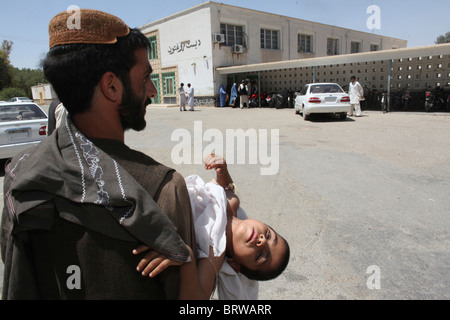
[4,116,190,262]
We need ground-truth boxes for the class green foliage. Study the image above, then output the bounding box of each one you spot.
[0,52,11,91]
[0,87,27,101]
[435,32,450,44]
[0,40,46,96]
[10,67,46,97]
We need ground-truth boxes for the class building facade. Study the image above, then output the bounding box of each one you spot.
[140,1,408,105]
[247,54,450,93]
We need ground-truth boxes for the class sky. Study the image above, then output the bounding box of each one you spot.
[1,0,449,69]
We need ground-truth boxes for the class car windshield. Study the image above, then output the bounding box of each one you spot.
[310,84,344,94]
[0,104,47,122]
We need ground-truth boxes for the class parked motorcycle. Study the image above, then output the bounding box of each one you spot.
[268,89,291,109]
[248,93,268,108]
[425,89,446,112]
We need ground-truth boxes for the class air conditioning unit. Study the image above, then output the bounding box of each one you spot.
[232,44,244,54]
[213,33,226,43]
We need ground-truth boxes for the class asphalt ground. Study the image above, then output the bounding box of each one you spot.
[1,105,449,300]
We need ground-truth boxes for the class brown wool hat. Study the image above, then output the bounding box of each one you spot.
[48,9,130,48]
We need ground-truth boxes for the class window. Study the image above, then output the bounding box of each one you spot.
[298,34,312,53]
[162,72,176,95]
[309,84,344,94]
[327,38,339,55]
[220,23,244,46]
[148,36,158,60]
[370,44,379,51]
[351,41,361,54]
[260,29,279,49]
[0,104,47,121]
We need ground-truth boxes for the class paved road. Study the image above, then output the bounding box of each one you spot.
[1,106,449,299]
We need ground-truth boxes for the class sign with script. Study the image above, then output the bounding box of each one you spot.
[168,39,202,55]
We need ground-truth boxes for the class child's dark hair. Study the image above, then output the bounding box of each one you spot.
[240,236,290,281]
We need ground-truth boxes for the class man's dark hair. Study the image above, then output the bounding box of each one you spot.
[240,236,290,281]
[43,28,150,115]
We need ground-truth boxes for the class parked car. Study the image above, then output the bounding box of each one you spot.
[10,97,33,103]
[0,102,48,159]
[294,83,351,120]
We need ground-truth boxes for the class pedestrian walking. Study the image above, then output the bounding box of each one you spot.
[187,83,195,111]
[179,83,187,111]
[348,76,365,117]
[238,80,249,109]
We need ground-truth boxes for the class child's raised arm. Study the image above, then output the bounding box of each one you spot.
[204,154,234,192]
[205,154,240,216]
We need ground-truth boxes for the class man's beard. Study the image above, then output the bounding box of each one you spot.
[118,83,151,132]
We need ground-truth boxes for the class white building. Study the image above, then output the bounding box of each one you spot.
[140,1,408,106]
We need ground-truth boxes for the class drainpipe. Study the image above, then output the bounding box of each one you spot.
[258,71,261,108]
[387,59,393,112]
[288,20,291,60]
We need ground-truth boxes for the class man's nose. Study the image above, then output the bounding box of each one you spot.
[147,79,157,98]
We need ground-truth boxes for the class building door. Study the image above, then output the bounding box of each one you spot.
[227,75,236,87]
[162,72,177,104]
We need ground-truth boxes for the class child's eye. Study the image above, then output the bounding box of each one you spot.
[256,252,263,261]
[266,230,271,240]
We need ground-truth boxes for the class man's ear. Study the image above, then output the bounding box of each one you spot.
[227,258,240,273]
[99,72,122,103]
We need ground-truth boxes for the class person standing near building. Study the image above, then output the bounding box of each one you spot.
[187,83,195,111]
[179,83,187,111]
[238,80,249,109]
[348,76,364,117]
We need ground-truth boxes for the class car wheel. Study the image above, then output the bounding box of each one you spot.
[302,106,308,121]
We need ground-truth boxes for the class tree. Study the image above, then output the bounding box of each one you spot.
[0,40,46,97]
[1,40,13,59]
[0,40,13,91]
[10,67,46,97]
[0,87,27,101]
[435,32,450,44]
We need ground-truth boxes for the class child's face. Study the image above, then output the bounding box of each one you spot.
[227,217,286,274]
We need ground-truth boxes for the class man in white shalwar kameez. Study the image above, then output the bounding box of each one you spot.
[348,76,364,117]
[187,83,195,111]
[179,83,187,111]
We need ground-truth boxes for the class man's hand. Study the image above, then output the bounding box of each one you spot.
[133,245,184,278]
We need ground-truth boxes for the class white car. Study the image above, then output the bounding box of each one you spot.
[294,83,351,120]
[10,97,33,103]
[0,102,48,159]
